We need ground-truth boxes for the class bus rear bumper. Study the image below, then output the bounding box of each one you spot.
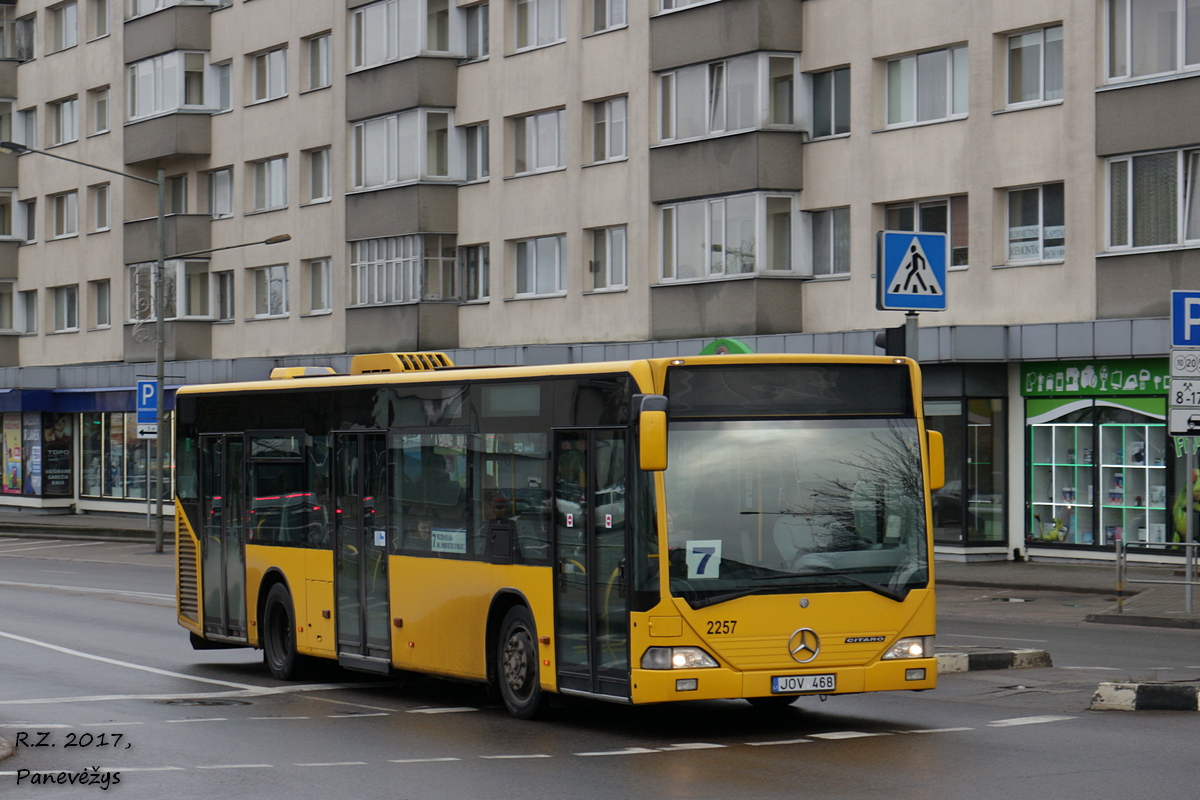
[630,658,937,704]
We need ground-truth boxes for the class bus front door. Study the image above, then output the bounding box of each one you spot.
[200,434,247,642]
[553,429,630,698]
[333,432,392,674]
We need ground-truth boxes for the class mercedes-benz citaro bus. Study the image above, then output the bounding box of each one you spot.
[174,351,944,718]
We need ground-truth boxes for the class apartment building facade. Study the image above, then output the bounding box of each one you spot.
[0,0,1196,564]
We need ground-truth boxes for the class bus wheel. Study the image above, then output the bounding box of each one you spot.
[497,606,548,719]
[263,583,305,681]
[746,695,797,710]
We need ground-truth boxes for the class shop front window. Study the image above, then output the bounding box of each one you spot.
[81,411,172,501]
[927,398,1006,545]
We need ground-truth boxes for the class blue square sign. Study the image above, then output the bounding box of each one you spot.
[136,379,158,425]
[877,231,948,311]
[1172,290,1200,347]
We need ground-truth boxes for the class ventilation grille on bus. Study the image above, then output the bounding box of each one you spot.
[349,352,455,374]
[269,366,337,380]
[177,529,200,623]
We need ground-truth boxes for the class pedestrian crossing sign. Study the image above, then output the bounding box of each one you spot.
[876,231,948,311]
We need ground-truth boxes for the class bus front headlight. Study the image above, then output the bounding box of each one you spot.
[641,647,720,669]
[881,636,934,659]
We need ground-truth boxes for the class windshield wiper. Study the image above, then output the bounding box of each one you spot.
[751,568,909,602]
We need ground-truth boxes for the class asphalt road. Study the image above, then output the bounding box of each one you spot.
[2,540,1198,800]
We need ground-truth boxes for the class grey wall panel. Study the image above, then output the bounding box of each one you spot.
[650,0,804,73]
[1020,324,1057,360]
[123,113,212,165]
[123,215,212,264]
[1056,322,1094,358]
[345,184,458,240]
[1131,318,1169,356]
[123,320,211,363]
[1094,319,1133,357]
[650,277,804,339]
[1096,249,1200,318]
[1096,76,1200,156]
[124,6,212,63]
[345,58,458,121]
[0,241,17,280]
[649,131,803,203]
[952,326,1007,361]
[345,301,458,352]
[0,60,15,98]
[0,335,16,368]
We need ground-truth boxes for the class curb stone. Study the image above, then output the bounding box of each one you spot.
[1090,682,1200,711]
[937,649,1053,674]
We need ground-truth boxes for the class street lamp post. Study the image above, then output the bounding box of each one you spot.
[0,141,288,553]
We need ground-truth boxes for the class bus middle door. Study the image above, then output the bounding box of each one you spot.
[199,434,247,643]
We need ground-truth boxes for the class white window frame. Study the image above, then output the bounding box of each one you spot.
[251,46,288,103]
[49,97,78,146]
[16,107,36,148]
[658,53,800,144]
[216,270,234,321]
[127,259,215,321]
[305,33,332,91]
[590,225,626,290]
[463,122,489,182]
[514,0,564,52]
[884,195,969,268]
[810,66,850,139]
[464,3,489,59]
[1106,148,1200,250]
[207,167,233,218]
[1006,182,1065,264]
[514,234,565,297]
[253,264,289,318]
[885,44,969,127]
[352,0,455,70]
[90,183,110,232]
[90,278,110,328]
[350,235,422,305]
[592,96,626,163]
[51,191,78,238]
[809,206,850,276]
[458,243,489,301]
[513,108,564,176]
[657,0,716,13]
[52,285,79,332]
[1007,25,1063,108]
[306,257,332,313]
[353,108,456,189]
[1106,0,1200,83]
[306,147,331,203]
[18,198,36,242]
[50,2,78,53]
[251,156,288,212]
[89,0,109,41]
[0,280,13,331]
[128,51,215,120]
[659,192,798,281]
[20,289,37,334]
[592,0,626,33]
[89,87,110,134]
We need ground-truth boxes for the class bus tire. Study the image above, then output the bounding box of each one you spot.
[263,583,306,681]
[496,605,548,720]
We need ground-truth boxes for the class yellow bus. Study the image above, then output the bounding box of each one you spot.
[175,351,944,718]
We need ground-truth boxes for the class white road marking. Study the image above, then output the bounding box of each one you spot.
[902,728,974,734]
[575,747,659,757]
[41,570,80,574]
[407,707,478,714]
[294,761,368,767]
[0,542,103,554]
[75,722,144,727]
[480,754,552,759]
[988,715,1076,727]
[939,633,1049,643]
[0,683,374,707]
[1059,666,1121,670]
[0,629,267,692]
[0,723,72,728]
[328,712,389,718]
[0,580,173,600]
[248,716,310,721]
[659,743,726,750]
[810,731,889,740]
[165,718,228,724]
[745,739,813,747]
[388,758,462,763]
[196,764,275,770]
[99,767,186,773]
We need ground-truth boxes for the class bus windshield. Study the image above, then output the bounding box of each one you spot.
[663,418,928,607]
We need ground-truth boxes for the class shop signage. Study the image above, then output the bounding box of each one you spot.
[1021,359,1168,397]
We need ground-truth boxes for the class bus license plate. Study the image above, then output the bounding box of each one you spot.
[772,674,836,694]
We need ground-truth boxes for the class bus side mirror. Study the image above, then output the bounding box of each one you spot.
[637,395,669,472]
[926,429,945,492]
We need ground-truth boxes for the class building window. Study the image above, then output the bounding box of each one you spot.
[1007,183,1065,263]
[659,0,710,11]
[18,199,36,242]
[0,281,11,331]
[1107,148,1200,249]
[660,192,797,279]
[811,67,850,138]
[20,290,37,333]
[513,108,564,175]
[465,3,489,59]
[351,234,458,304]
[181,260,210,317]
[52,285,79,332]
[884,195,969,267]
[51,191,78,238]
[305,148,331,203]
[251,156,288,212]
[1107,0,1200,81]
[1008,26,1062,107]
[89,87,109,134]
[253,265,288,318]
[592,0,626,33]
[128,51,214,119]
[305,33,331,91]
[353,109,455,188]
[90,183,109,231]
[214,62,231,110]
[459,243,489,300]
[166,174,186,214]
[80,410,170,501]
[127,259,215,321]
[352,0,453,69]
[89,0,108,40]
[886,45,968,126]
[252,47,287,103]
[89,278,110,328]
[464,122,489,181]
[49,97,78,146]
[207,167,233,218]
[514,0,563,51]
[50,2,78,53]
[591,226,626,290]
[0,15,36,62]
[306,258,331,313]
[810,206,850,276]
[592,96,626,163]
[0,192,11,237]
[16,107,36,147]
[216,270,234,320]
[659,53,799,142]
[515,234,564,296]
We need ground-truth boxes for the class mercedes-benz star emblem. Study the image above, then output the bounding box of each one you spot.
[788,628,821,664]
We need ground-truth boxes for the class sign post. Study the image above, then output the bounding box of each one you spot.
[876,231,948,362]
[136,379,158,440]
[1169,290,1200,612]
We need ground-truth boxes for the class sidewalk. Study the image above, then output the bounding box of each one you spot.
[0,509,172,541]
[936,558,1200,630]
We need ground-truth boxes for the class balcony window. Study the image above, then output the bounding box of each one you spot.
[352,0,455,69]
[350,234,458,304]
[660,192,797,280]
[1107,148,1200,249]
[128,51,218,120]
[1107,0,1200,81]
[659,53,799,143]
[353,109,456,188]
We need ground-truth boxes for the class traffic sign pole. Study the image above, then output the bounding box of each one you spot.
[905,311,918,363]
